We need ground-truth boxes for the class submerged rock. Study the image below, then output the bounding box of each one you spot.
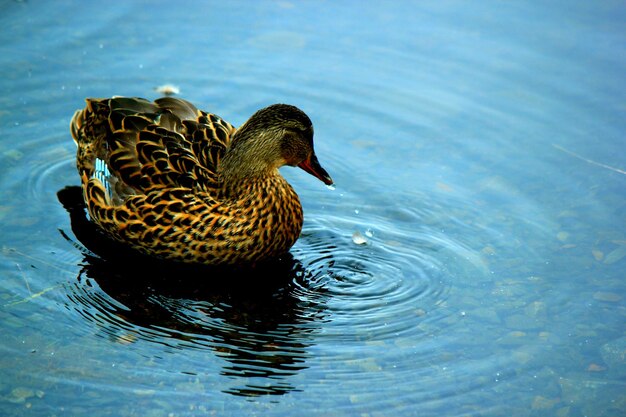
[592,292,622,302]
[6,387,35,403]
[531,395,560,410]
[559,376,625,416]
[600,336,626,375]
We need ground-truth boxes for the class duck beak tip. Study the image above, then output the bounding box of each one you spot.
[298,155,333,186]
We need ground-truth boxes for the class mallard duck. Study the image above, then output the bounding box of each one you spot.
[69,96,333,266]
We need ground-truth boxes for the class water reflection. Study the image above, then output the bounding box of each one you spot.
[57,186,329,397]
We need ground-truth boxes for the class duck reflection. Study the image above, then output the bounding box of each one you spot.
[57,186,328,397]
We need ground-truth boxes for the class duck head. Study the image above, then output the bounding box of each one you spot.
[222,104,333,186]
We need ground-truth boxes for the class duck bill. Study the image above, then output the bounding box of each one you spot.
[298,154,334,185]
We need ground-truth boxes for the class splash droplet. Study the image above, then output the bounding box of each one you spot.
[352,231,368,245]
[155,84,180,96]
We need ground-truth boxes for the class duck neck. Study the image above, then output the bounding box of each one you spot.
[218,168,281,199]
[218,132,284,198]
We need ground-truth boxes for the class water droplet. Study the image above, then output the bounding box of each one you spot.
[365,229,374,237]
[326,183,336,191]
[354,209,359,215]
[352,231,368,245]
[155,84,180,95]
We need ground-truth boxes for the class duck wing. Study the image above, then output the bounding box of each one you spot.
[70,96,236,202]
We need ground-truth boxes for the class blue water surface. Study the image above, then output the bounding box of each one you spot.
[0,1,624,416]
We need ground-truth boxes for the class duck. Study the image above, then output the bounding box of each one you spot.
[69,96,333,266]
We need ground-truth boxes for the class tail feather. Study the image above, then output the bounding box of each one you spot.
[70,99,112,178]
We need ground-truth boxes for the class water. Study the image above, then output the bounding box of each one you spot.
[1,1,624,416]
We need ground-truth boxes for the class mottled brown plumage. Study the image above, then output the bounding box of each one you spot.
[69,96,332,266]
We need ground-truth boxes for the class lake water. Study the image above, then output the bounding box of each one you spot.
[1,1,624,416]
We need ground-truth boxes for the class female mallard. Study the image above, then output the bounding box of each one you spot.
[69,96,333,266]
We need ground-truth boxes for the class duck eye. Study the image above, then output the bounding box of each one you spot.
[288,125,313,143]
[281,131,310,164]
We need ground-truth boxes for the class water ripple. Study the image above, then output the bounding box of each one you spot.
[1,2,609,411]
[291,205,489,349]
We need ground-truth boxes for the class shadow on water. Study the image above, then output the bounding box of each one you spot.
[56,186,330,397]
